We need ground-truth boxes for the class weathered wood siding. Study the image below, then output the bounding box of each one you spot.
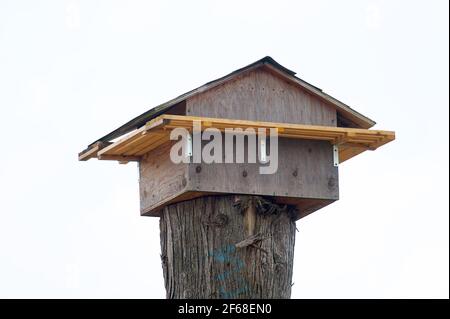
[139,141,188,214]
[186,137,339,203]
[139,137,338,218]
[187,67,337,126]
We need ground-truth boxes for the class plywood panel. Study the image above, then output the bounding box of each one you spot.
[186,68,337,126]
[186,137,339,202]
[139,141,188,213]
[139,136,339,219]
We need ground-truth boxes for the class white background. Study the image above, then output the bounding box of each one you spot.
[0,0,448,298]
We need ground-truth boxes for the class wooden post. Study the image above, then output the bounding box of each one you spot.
[159,195,296,299]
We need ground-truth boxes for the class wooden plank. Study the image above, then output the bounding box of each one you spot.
[95,114,394,162]
[338,145,367,162]
[78,144,101,161]
[161,114,393,135]
[97,128,145,156]
[96,118,169,157]
[97,127,164,157]
[78,141,111,161]
[123,132,166,156]
[135,135,170,156]
[162,115,394,151]
[97,154,141,162]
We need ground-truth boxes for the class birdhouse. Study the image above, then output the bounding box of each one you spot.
[79,57,395,220]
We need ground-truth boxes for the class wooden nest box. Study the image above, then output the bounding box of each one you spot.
[79,57,395,220]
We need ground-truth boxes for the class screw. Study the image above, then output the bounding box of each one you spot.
[328,177,336,188]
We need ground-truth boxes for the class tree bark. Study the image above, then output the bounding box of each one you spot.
[159,195,297,299]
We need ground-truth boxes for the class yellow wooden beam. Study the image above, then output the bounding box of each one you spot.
[93,114,395,163]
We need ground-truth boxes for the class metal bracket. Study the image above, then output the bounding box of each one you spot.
[259,138,267,163]
[185,133,193,158]
[333,145,339,167]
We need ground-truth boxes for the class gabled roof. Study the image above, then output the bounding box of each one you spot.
[86,56,376,148]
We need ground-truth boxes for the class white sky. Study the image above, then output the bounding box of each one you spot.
[0,0,448,298]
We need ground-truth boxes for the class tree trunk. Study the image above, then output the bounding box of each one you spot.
[159,195,297,299]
